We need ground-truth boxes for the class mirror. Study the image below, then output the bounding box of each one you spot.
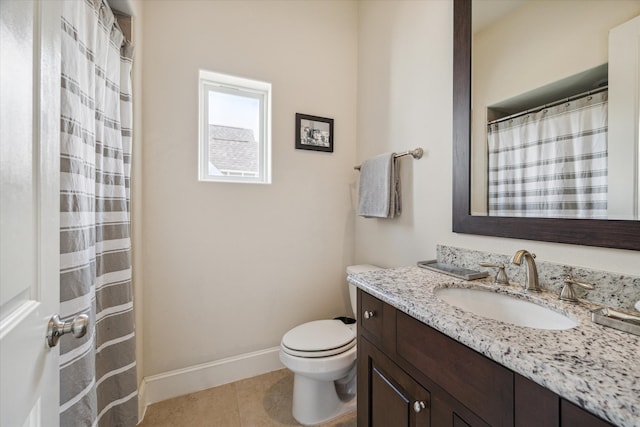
[452,0,640,250]
[470,0,639,220]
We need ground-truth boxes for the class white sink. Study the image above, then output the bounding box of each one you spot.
[435,287,578,330]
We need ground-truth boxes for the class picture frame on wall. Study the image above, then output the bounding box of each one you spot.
[295,113,334,153]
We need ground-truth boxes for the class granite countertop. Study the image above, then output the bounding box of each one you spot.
[348,266,640,427]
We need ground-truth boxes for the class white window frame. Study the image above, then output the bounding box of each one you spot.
[198,70,272,184]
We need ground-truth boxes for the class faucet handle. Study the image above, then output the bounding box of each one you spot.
[479,262,509,285]
[560,275,595,303]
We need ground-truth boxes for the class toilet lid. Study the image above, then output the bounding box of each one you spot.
[282,320,356,357]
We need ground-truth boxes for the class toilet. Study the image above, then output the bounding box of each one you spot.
[279,264,381,426]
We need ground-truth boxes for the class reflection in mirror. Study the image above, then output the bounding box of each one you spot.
[452,0,640,250]
[470,0,640,220]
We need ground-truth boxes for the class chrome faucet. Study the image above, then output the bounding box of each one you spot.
[510,250,541,292]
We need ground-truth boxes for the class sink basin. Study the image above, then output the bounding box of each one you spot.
[435,288,578,330]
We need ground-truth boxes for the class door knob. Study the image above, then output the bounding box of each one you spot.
[46,314,89,348]
[363,310,375,319]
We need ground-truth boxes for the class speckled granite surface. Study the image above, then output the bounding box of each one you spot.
[437,245,640,311]
[348,266,640,427]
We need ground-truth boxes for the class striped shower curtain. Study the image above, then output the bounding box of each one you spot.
[487,91,608,218]
[59,0,137,426]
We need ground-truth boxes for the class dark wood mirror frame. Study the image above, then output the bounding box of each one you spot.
[452,0,640,251]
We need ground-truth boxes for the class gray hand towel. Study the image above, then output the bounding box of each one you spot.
[357,153,401,218]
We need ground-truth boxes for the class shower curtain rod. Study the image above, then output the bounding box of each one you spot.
[487,85,608,125]
[354,147,424,170]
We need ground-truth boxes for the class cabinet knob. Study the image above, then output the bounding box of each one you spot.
[363,310,375,319]
[413,400,427,413]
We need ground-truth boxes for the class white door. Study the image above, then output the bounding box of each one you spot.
[1,1,62,426]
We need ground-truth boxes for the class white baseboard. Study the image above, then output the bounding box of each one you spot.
[138,346,283,420]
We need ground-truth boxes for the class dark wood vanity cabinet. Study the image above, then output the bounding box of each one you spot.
[560,400,613,427]
[514,374,613,427]
[358,289,497,427]
[357,289,614,427]
[359,337,431,426]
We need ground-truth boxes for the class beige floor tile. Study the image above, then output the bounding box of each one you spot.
[324,412,356,427]
[139,382,241,427]
[235,369,298,426]
[235,369,356,427]
[137,369,356,427]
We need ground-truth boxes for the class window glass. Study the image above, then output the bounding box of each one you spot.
[198,70,271,183]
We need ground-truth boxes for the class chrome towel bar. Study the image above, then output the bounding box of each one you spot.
[354,147,423,170]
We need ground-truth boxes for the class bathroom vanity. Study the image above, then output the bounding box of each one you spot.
[350,267,639,427]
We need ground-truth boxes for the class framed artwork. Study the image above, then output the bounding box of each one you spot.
[295,113,334,153]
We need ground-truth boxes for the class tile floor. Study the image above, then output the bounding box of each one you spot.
[138,369,357,427]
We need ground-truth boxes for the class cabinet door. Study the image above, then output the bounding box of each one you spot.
[359,337,430,427]
[561,400,613,427]
[431,394,491,427]
[396,312,513,427]
[515,374,559,427]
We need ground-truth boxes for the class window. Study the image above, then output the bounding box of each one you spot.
[198,70,271,183]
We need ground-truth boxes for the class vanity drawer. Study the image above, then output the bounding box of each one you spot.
[358,290,396,354]
[396,311,514,427]
[359,290,384,338]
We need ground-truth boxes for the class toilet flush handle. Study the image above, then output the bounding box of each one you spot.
[363,310,375,319]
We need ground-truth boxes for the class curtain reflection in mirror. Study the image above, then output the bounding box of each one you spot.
[487,91,608,218]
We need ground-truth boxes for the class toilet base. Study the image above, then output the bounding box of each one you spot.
[291,373,356,426]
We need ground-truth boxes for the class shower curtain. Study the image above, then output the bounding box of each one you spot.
[487,91,608,218]
[59,0,137,426]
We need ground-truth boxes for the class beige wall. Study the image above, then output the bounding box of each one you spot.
[141,0,358,376]
[355,0,455,268]
[356,1,640,277]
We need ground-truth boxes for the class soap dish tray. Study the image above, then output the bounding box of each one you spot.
[591,308,640,336]
[417,260,488,281]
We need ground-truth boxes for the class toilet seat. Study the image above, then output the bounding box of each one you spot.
[281,320,356,358]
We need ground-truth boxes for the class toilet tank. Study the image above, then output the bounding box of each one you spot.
[346,264,381,317]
